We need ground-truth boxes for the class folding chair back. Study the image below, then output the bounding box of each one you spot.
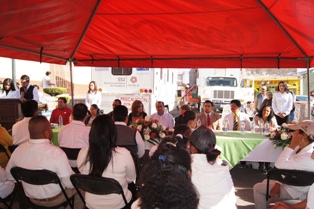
[60,147,81,160]
[10,166,74,209]
[266,168,314,200]
[70,174,128,206]
[8,145,19,154]
[0,143,10,159]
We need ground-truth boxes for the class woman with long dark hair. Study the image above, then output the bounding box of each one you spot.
[77,114,136,209]
[132,137,199,209]
[85,81,101,110]
[0,78,19,98]
[84,104,100,126]
[189,125,237,209]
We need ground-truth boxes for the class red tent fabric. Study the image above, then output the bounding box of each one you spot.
[0,0,313,68]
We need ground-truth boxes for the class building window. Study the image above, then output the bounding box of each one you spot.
[112,67,132,75]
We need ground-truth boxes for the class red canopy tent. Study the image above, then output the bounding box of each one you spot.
[0,0,313,68]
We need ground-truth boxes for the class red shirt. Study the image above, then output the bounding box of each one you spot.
[49,107,72,125]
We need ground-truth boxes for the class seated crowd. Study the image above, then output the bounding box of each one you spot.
[1,80,314,209]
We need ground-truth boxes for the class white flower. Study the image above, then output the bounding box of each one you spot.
[144,116,150,121]
[143,127,151,135]
[161,125,166,131]
[151,123,157,129]
[169,128,174,133]
[159,132,166,138]
[137,125,142,131]
[282,123,288,128]
[144,134,150,140]
[270,132,276,138]
[281,132,288,140]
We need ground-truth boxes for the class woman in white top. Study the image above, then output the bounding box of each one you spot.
[272,81,293,125]
[0,78,20,98]
[77,114,136,209]
[189,125,237,209]
[85,81,101,110]
[254,105,278,132]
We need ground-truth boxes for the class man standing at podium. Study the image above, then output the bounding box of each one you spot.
[20,75,39,103]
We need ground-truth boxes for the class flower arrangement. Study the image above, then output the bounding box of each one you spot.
[269,123,293,148]
[129,116,173,145]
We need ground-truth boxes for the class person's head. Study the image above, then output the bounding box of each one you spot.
[81,114,117,176]
[2,78,15,92]
[155,101,165,115]
[277,81,289,93]
[230,99,241,114]
[90,104,100,116]
[113,105,128,122]
[16,82,20,89]
[112,99,121,110]
[257,105,274,120]
[287,120,314,146]
[261,86,267,93]
[246,101,252,108]
[72,103,88,121]
[131,100,144,115]
[57,97,67,109]
[28,115,52,140]
[45,71,51,76]
[183,110,197,128]
[173,124,192,145]
[20,75,30,88]
[21,100,38,117]
[138,137,199,209]
[189,125,221,164]
[179,104,190,115]
[266,91,273,100]
[88,81,97,92]
[203,100,214,114]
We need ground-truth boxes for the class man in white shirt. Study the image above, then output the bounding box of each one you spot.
[254,86,267,112]
[253,120,314,209]
[223,99,251,131]
[150,101,174,129]
[58,103,90,167]
[12,100,39,145]
[6,115,83,208]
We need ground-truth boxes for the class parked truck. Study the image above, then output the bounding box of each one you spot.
[91,67,178,115]
[194,68,254,112]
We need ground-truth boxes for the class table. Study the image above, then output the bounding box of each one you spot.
[52,128,283,169]
[215,131,282,169]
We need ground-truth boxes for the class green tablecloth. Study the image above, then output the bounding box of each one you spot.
[52,128,267,169]
[215,131,268,169]
[52,127,61,146]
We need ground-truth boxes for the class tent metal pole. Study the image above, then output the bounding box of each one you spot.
[69,0,102,61]
[307,59,310,119]
[257,0,308,58]
[69,61,74,108]
[0,44,67,63]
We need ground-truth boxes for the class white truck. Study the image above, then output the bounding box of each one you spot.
[196,68,254,112]
[91,67,178,115]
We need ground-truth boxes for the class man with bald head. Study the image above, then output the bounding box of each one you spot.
[6,115,83,208]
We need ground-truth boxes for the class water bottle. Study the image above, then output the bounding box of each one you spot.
[259,119,264,134]
[250,121,255,133]
[265,121,270,135]
[241,120,245,134]
[58,114,63,127]
[223,118,228,135]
